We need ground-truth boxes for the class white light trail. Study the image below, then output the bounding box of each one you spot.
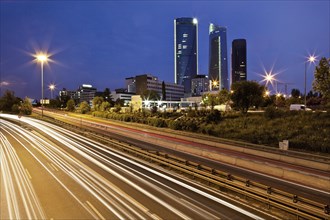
[0,114,264,219]
[0,128,46,219]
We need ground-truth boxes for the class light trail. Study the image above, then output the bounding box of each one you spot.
[0,114,265,219]
[0,128,46,219]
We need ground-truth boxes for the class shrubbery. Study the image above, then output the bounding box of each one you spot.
[89,108,329,154]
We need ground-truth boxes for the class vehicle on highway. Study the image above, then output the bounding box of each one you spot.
[289,104,311,111]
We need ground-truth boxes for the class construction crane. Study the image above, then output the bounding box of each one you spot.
[276,82,294,96]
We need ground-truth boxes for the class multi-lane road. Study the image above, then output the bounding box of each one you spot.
[1,114,274,219]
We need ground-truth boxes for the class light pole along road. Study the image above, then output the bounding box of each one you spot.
[0,114,273,220]
[34,53,50,117]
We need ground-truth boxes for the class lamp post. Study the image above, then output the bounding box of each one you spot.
[304,55,316,109]
[36,53,49,117]
[49,84,55,99]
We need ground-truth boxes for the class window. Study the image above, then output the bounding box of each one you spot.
[183,33,188,38]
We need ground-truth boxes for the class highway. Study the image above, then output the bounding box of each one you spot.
[0,114,273,220]
[33,109,330,204]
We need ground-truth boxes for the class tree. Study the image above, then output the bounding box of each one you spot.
[100,101,111,111]
[102,88,113,104]
[231,81,265,113]
[92,96,104,111]
[20,97,32,115]
[48,96,61,109]
[78,101,90,114]
[66,99,75,112]
[0,90,20,112]
[162,81,166,101]
[202,93,217,110]
[115,98,125,107]
[113,103,121,113]
[217,89,230,105]
[313,57,330,98]
[291,88,301,98]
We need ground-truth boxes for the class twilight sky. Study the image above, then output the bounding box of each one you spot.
[1,0,329,99]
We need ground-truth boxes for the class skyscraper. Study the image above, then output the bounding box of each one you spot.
[208,23,228,91]
[174,17,198,94]
[232,39,247,84]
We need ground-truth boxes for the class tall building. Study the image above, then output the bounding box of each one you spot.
[174,17,198,94]
[208,23,228,91]
[232,39,247,84]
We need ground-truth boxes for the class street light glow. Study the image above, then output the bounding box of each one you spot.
[49,84,55,90]
[36,54,49,63]
[261,71,277,86]
[307,55,316,63]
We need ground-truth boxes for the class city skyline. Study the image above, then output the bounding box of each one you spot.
[1,1,329,99]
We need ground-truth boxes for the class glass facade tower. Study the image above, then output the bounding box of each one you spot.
[232,39,247,84]
[208,23,228,91]
[174,17,198,94]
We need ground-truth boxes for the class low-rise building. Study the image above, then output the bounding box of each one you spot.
[59,84,97,105]
[111,89,135,106]
[125,74,184,101]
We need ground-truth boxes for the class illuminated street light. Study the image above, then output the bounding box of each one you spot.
[211,80,219,91]
[262,71,276,86]
[49,84,55,99]
[304,55,317,109]
[34,52,50,117]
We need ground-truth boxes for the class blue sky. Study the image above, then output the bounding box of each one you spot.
[1,0,329,99]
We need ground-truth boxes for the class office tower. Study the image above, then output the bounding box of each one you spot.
[232,39,247,84]
[191,75,209,96]
[208,23,228,91]
[174,17,198,94]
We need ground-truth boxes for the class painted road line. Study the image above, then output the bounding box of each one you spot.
[25,168,32,179]
[86,201,106,220]
[50,163,59,172]
[48,163,55,171]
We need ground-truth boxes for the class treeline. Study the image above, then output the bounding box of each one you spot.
[0,90,32,115]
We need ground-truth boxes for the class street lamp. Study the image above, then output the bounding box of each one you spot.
[304,55,316,109]
[260,71,278,94]
[49,84,55,99]
[35,53,49,117]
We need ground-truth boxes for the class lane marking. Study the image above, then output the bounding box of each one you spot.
[50,163,59,172]
[180,198,221,220]
[25,168,32,179]
[86,200,106,220]
[48,163,55,171]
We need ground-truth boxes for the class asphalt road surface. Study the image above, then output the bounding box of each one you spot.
[0,114,274,220]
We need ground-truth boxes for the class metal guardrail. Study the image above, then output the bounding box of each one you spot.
[87,132,329,220]
[31,111,330,219]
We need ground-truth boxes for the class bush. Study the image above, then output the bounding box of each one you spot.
[168,120,182,130]
[205,110,222,123]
